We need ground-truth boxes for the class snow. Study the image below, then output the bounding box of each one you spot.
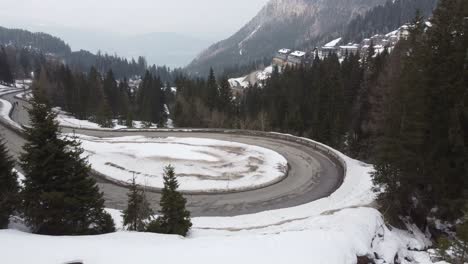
[324,37,342,47]
[0,99,22,129]
[290,50,306,57]
[385,29,400,37]
[56,111,159,130]
[0,208,438,264]
[74,135,288,192]
[238,25,262,48]
[340,45,359,49]
[228,76,249,88]
[14,91,33,100]
[1,128,439,263]
[256,65,274,81]
[278,48,291,54]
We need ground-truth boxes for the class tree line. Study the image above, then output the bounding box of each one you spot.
[370,0,467,260]
[0,26,182,82]
[0,45,46,83]
[33,64,169,128]
[173,52,365,152]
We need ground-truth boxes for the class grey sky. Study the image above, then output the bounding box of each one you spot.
[0,0,270,39]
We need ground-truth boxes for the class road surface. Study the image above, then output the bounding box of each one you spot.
[0,91,343,217]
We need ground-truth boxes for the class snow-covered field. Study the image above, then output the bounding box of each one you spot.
[75,135,288,192]
[1,142,441,264]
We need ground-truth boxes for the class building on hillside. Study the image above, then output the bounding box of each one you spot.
[339,45,360,56]
[320,46,338,57]
[398,25,410,40]
[273,49,291,66]
[388,35,399,45]
[287,50,307,65]
[370,34,385,46]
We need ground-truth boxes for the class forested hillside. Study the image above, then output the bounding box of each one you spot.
[0,26,71,56]
[342,0,438,42]
[0,26,181,82]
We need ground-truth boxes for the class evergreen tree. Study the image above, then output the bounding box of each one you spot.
[20,89,115,235]
[122,175,153,231]
[137,71,166,125]
[103,70,119,117]
[0,141,18,228]
[96,98,114,128]
[146,165,192,237]
[205,68,219,110]
[218,77,234,114]
[0,47,14,84]
[372,0,468,226]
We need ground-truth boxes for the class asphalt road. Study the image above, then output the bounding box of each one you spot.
[0,92,343,217]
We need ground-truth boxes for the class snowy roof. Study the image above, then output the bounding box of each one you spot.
[324,37,342,47]
[290,51,306,57]
[339,45,359,50]
[278,48,291,54]
[385,30,399,37]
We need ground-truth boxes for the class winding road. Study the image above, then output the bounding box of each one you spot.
[0,91,344,217]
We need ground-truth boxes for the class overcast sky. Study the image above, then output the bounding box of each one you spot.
[0,0,270,39]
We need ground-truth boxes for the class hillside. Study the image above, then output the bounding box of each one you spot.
[0,26,71,56]
[0,26,182,81]
[185,0,387,75]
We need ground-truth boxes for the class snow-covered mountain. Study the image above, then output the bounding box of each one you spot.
[186,0,386,75]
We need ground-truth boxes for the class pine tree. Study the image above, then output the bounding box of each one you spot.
[20,89,115,235]
[372,1,468,226]
[146,165,192,236]
[218,77,234,114]
[0,141,18,229]
[122,175,153,231]
[96,97,114,128]
[205,68,219,110]
[0,47,14,84]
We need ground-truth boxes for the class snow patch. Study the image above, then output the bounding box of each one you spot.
[75,135,288,193]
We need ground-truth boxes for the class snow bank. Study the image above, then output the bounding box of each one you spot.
[1,119,438,263]
[0,98,22,129]
[56,112,158,130]
[0,207,436,264]
[75,135,288,193]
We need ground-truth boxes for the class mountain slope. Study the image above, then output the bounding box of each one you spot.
[186,0,386,75]
[0,26,71,56]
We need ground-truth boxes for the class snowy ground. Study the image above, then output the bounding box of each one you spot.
[255,65,274,81]
[1,140,443,264]
[0,86,442,263]
[75,135,288,192]
[55,108,162,130]
[228,76,249,88]
[228,65,275,89]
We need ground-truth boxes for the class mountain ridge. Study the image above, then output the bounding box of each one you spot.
[186,0,387,75]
